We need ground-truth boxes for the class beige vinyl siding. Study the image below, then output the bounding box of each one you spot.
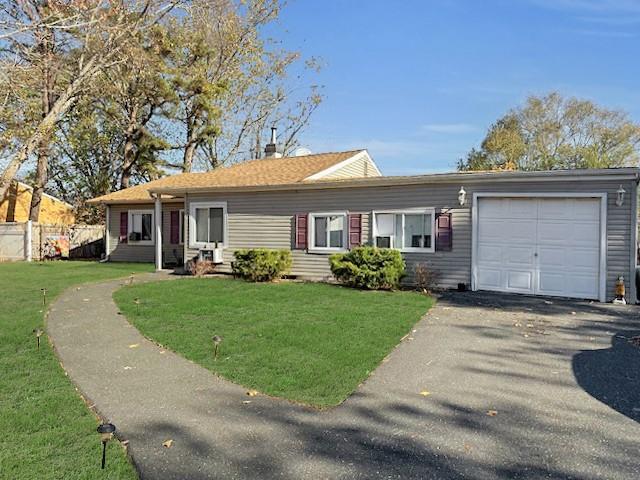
[183,178,636,301]
[321,157,380,180]
[108,202,183,264]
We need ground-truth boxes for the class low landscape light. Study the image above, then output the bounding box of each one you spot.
[41,288,47,307]
[212,335,223,360]
[96,423,116,469]
[33,328,43,350]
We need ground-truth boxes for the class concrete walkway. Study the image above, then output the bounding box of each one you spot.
[47,275,640,480]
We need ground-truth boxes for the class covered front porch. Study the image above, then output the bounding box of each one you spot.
[104,195,186,270]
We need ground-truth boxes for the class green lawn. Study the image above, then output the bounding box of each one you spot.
[0,261,153,480]
[115,278,433,407]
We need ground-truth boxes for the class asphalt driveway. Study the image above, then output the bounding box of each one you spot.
[48,277,640,479]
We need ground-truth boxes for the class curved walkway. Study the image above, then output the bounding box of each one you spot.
[47,274,640,480]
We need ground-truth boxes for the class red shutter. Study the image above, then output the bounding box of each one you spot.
[295,214,308,249]
[435,213,452,251]
[348,213,362,248]
[119,211,128,244]
[170,211,180,244]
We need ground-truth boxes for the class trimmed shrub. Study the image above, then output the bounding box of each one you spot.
[232,249,292,282]
[329,246,406,290]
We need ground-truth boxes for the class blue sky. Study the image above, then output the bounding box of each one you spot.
[273,0,640,175]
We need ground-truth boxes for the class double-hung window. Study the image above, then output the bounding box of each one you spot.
[309,212,347,252]
[373,209,435,252]
[189,202,227,248]
[128,210,154,245]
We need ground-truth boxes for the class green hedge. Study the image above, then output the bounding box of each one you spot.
[329,246,406,290]
[232,249,292,282]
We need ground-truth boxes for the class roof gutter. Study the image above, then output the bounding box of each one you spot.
[149,168,640,196]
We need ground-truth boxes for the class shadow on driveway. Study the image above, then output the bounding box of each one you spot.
[573,329,640,423]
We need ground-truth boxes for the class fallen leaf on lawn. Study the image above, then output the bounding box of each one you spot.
[464,443,473,453]
[242,400,252,404]
[543,300,553,305]
[486,410,498,417]
[128,344,139,349]
[246,390,258,397]
[83,298,89,302]
[122,440,129,446]
[570,311,577,315]
[124,366,132,370]
[523,334,529,338]
[526,324,533,328]
[162,439,173,448]
[419,390,431,397]
[159,350,166,354]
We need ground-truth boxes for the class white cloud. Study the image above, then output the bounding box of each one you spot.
[420,123,478,134]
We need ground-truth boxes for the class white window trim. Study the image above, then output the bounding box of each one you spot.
[179,209,184,245]
[128,209,155,246]
[188,201,228,249]
[308,211,348,253]
[372,208,436,253]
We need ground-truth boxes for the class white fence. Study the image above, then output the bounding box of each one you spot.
[0,222,105,262]
[0,222,27,261]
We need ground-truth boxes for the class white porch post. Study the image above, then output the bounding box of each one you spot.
[104,205,110,260]
[154,195,162,271]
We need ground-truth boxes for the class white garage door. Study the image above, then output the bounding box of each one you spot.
[474,197,602,300]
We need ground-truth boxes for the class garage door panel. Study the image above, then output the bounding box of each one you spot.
[507,270,533,291]
[573,199,601,219]
[506,246,534,265]
[508,198,538,217]
[537,272,565,295]
[477,268,502,289]
[539,199,572,220]
[478,245,502,263]
[476,196,601,300]
[567,248,600,270]
[478,198,506,218]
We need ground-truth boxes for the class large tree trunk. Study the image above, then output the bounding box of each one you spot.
[120,104,139,189]
[29,25,55,223]
[29,146,49,222]
[182,118,198,173]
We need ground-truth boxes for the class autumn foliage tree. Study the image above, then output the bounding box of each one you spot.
[458,92,640,171]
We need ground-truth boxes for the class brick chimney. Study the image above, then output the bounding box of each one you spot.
[264,127,282,158]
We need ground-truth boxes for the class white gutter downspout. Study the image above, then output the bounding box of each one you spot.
[154,195,162,271]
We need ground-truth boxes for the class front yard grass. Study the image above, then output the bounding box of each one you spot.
[0,261,153,480]
[114,277,433,407]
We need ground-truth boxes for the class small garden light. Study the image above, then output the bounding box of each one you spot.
[212,335,223,360]
[128,274,135,286]
[33,328,43,350]
[96,423,116,469]
[41,288,47,307]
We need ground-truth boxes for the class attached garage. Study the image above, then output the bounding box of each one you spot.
[473,194,607,301]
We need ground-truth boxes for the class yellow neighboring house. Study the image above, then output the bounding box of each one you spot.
[0,181,75,225]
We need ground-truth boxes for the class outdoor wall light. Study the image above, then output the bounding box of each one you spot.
[458,186,467,206]
[616,185,626,207]
[212,335,223,360]
[33,328,43,350]
[97,423,116,469]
